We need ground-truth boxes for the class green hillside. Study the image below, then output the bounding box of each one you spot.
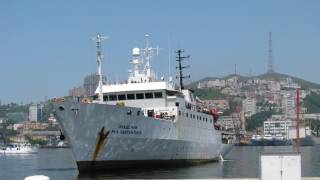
[304,92,320,113]
[191,88,227,100]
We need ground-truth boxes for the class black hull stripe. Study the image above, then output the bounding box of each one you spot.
[77,159,219,172]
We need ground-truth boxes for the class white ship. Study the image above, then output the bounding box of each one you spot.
[53,34,234,172]
[0,143,38,154]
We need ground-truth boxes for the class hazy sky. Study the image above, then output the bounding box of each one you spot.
[0,0,319,103]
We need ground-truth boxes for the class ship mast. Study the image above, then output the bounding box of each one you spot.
[176,49,190,90]
[94,33,107,103]
[142,34,159,81]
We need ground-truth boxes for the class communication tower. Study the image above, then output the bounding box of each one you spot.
[267,32,275,73]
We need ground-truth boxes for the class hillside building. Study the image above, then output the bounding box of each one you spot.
[83,73,106,97]
[263,115,294,138]
[242,97,256,116]
[69,86,85,97]
[281,92,295,116]
[29,104,38,122]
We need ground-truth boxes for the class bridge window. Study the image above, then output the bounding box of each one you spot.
[127,94,135,100]
[109,95,117,101]
[136,93,144,99]
[145,92,153,99]
[103,95,108,101]
[118,94,126,100]
[166,91,175,96]
[154,92,163,98]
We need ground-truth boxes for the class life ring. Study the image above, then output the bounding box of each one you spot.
[82,98,90,104]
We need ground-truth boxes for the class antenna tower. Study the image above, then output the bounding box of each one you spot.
[267,31,274,73]
[176,49,190,90]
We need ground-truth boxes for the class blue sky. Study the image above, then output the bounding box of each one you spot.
[0,0,319,103]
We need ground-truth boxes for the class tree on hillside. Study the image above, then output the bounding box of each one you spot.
[246,110,274,132]
[304,92,320,113]
[222,97,242,116]
[191,88,227,100]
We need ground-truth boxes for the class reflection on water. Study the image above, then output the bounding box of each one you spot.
[0,146,319,180]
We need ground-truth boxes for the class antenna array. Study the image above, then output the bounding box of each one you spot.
[176,49,190,90]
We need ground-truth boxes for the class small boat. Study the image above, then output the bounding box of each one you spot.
[311,129,320,145]
[263,134,273,140]
[262,134,273,146]
[0,143,38,154]
[251,134,263,146]
[273,134,288,146]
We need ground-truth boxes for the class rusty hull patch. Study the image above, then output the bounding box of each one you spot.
[92,127,110,162]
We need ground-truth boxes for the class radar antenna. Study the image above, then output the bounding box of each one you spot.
[92,33,108,103]
[176,49,190,90]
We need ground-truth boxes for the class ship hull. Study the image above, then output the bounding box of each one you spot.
[73,137,231,172]
[53,101,232,172]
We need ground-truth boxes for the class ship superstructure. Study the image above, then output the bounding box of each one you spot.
[53,34,233,172]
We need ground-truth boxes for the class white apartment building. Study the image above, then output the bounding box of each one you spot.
[220,114,242,131]
[281,92,295,115]
[29,104,38,122]
[242,97,256,116]
[264,119,294,138]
